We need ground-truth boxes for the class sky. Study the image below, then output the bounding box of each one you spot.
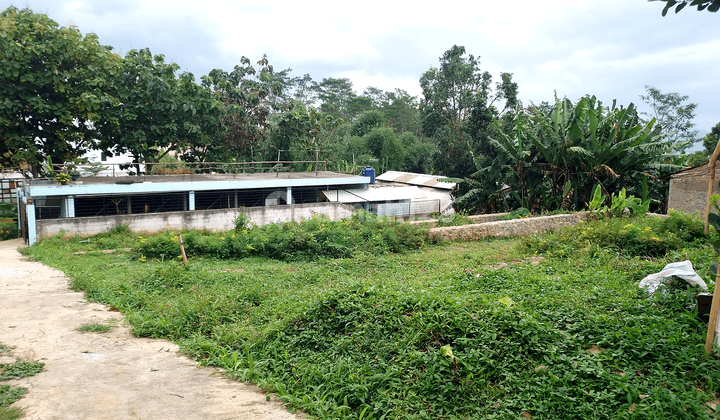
[4,0,720,143]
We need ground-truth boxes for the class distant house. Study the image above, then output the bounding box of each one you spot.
[667,163,720,219]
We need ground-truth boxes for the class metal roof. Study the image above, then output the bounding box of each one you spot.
[375,171,456,190]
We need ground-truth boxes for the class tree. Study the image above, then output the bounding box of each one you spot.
[483,96,677,213]
[703,122,720,156]
[204,55,285,162]
[312,78,357,119]
[96,48,219,170]
[420,45,518,177]
[640,85,698,150]
[0,7,119,171]
[650,0,720,15]
[364,127,404,173]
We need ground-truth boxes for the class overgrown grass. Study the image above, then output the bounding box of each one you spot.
[20,212,720,419]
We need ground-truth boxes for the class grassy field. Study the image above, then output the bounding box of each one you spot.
[20,211,720,419]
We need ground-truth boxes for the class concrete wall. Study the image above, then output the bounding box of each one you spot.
[428,212,589,241]
[668,164,720,219]
[35,202,356,240]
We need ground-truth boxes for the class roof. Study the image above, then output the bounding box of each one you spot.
[375,171,456,190]
[322,186,427,203]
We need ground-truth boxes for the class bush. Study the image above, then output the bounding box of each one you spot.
[521,211,707,259]
[136,211,432,261]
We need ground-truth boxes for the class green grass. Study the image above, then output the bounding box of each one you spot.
[76,322,116,333]
[19,212,720,419]
[0,344,44,419]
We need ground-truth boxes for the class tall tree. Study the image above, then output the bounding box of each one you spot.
[0,7,119,171]
[640,85,698,150]
[204,55,285,162]
[96,48,219,170]
[420,45,518,177]
[312,78,357,119]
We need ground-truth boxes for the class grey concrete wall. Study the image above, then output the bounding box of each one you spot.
[428,212,589,241]
[35,202,356,240]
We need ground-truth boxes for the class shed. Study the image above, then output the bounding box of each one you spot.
[667,163,720,219]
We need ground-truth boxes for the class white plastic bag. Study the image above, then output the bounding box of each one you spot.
[638,260,707,295]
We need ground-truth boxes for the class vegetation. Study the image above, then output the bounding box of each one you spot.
[19,211,720,419]
[651,0,720,15]
[76,322,116,333]
[0,203,18,241]
[0,344,44,419]
[139,211,431,261]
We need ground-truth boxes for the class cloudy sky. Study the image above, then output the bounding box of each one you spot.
[4,0,720,141]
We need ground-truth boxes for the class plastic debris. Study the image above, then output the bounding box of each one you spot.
[639,260,707,295]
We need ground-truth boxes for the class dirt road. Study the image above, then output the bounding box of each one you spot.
[0,238,302,420]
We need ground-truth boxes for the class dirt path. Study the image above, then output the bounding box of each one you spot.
[0,238,302,420]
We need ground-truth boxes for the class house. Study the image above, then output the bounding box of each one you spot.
[667,163,720,219]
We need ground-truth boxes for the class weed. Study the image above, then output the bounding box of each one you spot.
[0,362,44,381]
[433,213,473,227]
[21,211,720,419]
[0,345,43,418]
[76,322,115,333]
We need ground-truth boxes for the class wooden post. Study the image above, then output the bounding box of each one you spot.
[177,233,188,265]
[704,139,720,234]
[705,259,720,356]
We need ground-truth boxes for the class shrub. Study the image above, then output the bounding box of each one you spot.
[521,211,707,259]
[136,212,431,261]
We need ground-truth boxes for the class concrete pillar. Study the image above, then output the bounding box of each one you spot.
[188,191,195,211]
[126,196,132,215]
[234,190,238,208]
[27,199,36,245]
[286,187,292,205]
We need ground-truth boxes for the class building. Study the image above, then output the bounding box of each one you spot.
[18,164,371,245]
[667,163,720,219]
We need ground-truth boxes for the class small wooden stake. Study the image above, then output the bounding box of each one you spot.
[705,258,720,356]
[177,233,188,265]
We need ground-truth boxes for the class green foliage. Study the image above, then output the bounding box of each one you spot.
[703,121,720,156]
[0,345,43,418]
[652,0,720,15]
[138,212,431,262]
[76,322,115,333]
[477,96,676,214]
[201,55,285,162]
[420,45,518,178]
[24,219,720,420]
[433,213,473,227]
[0,361,44,381]
[497,207,531,220]
[53,173,71,185]
[640,85,698,150]
[233,212,250,231]
[0,203,18,241]
[0,7,120,170]
[522,211,706,259]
